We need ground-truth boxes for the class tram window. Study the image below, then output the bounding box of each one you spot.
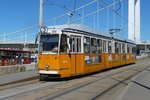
[132,46,136,54]
[77,38,81,53]
[60,34,67,53]
[130,46,132,53]
[122,44,125,53]
[97,39,102,53]
[118,43,121,53]
[108,41,112,53]
[70,38,75,52]
[103,40,106,53]
[41,34,59,52]
[84,37,90,53]
[115,42,119,53]
[91,38,97,53]
[127,45,130,53]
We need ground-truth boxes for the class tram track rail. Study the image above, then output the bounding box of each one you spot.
[40,69,140,100]
[0,76,39,91]
[1,58,150,100]
[91,70,140,100]
[38,59,150,100]
[0,80,39,91]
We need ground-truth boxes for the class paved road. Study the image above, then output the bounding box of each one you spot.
[116,67,150,100]
[0,70,38,85]
[0,58,150,100]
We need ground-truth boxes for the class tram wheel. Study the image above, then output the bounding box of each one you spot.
[39,74,45,81]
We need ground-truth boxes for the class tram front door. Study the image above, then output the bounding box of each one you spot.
[69,36,82,75]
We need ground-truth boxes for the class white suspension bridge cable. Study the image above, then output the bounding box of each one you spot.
[101,0,144,34]
[0,0,109,39]
[5,32,37,42]
[0,24,38,37]
[45,0,100,23]
[68,0,121,24]
[0,0,145,43]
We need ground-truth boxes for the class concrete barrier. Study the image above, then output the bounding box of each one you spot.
[0,64,37,75]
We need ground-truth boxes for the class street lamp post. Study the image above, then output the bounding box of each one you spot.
[145,42,147,56]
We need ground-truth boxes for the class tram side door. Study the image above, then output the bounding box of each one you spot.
[70,36,81,75]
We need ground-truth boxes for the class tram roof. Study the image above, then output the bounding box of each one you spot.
[47,24,135,45]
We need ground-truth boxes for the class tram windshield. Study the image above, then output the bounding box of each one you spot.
[40,34,59,54]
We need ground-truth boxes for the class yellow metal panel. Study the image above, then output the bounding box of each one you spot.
[38,52,136,78]
[38,54,59,70]
[59,54,71,77]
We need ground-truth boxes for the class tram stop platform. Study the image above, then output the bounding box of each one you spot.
[0,64,38,85]
[117,67,150,100]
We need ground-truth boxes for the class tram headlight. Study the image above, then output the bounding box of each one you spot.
[45,64,49,68]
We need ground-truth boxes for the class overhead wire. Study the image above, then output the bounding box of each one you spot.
[44,0,99,19]
[45,0,71,12]
[115,0,121,13]
[1,0,146,43]
[73,0,77,13]
[0,0,120,41]
[0,0,119,43]
[5,32,37,42]
[68,0,121,24]
[1,0,99,37]
[101,0,146,35]
[45,0,109,30]
[0,24,38,37]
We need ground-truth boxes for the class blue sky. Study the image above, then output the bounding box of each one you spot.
[0,0,38,31]
[0,0,149,42]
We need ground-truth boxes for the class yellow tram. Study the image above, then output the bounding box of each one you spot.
[38,24,136,80]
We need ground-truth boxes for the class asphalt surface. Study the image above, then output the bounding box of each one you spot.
[117,67,150,100]
[0,70,38,85]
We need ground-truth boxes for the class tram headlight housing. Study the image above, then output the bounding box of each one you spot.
[45,64,49,68]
